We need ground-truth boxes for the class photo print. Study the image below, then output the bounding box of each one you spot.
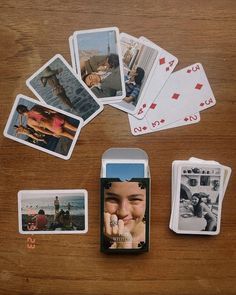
[100,178,149,253]
[110,33,159,114]
[3,94,82,160]
[176,165,223,234]
[18,189,88,234]
[73,27,125,103]
[26,54,103,125]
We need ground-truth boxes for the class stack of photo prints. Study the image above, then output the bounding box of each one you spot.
[170,158,231,235]
[4,27,217,160]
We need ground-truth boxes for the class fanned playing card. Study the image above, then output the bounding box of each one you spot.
[146,63,216,130]
[26,54,103,126]
[133,36,178,119]
[128,112,200,136]
[110,33,160,114]
[72,27,126,104]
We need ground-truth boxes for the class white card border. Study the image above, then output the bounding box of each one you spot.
[18,189,88,234]
[110,32,160,115]
[72,27,126,104]
[3,94,83,160]
[132,36,178,119]
[69,35,77,72]
[128,112,200,136]
[172,162,224,235]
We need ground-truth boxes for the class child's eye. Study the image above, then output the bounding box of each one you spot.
[105,197,119,203]
[130,198,143,203]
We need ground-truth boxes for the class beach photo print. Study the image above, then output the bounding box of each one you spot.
[18,189,88,234]
[72,27,125,103]
[110,33,159,115]
[26,54,103,125]
[3,94,83,160]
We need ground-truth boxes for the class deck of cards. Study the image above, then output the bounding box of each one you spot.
[169,158,231,235]
[100,148,150,253]
[3,26,217,159]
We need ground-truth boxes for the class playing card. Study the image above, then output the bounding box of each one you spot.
[174,162,224,234]
[170,161,225,235]
[100,177,150,253]
[18,189,88,234]
[170,159,231,231]
[26,54,103,125]
[3,94,83,160]
[146,63,216,130]
[133,36,178,119]
[128,112,200,136]
[110,33,160,114]
[72,27,125,104]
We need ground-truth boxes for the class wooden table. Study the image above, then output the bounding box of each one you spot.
[0,1,235,294]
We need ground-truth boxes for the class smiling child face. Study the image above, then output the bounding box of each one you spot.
[104,181,146,232]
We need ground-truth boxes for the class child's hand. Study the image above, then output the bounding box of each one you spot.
[104,212,132,249]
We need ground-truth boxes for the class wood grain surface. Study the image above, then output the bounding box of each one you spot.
[0,1,236,294]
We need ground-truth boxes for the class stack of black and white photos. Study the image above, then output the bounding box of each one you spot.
[169,158,231,235]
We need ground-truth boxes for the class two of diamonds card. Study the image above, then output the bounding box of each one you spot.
[170,158,231,235]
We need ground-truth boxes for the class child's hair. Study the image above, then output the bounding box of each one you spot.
[38,209,45,215]
[192,194,203,217]
[135,67,145,86]
[16,105,28,114]
[82,73,92,87]
[108,54,119,68]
